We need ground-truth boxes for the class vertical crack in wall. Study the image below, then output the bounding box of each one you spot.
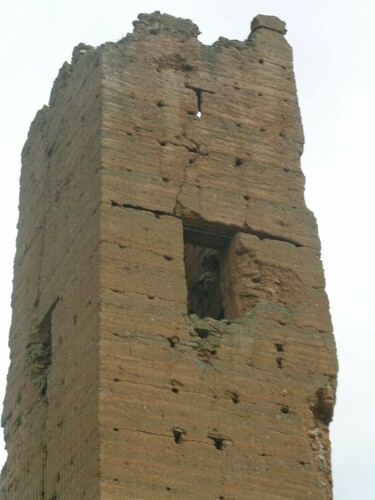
[185,83,215,117]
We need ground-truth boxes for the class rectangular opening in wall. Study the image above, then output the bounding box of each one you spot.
[183,227,232,320]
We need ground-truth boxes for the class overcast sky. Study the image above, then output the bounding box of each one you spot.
[1,1,374,498]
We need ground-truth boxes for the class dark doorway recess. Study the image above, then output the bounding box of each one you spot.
[183,226,231,320]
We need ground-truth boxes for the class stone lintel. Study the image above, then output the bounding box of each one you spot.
[251,15,287,35]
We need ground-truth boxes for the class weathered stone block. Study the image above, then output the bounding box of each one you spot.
[251,14,287,35]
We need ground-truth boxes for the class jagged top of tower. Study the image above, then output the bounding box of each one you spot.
[133,11,201,39]
[131,11,287,40]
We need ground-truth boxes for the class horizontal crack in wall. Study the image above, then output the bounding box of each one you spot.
[107,200,305,248]
[244,224,303,248]
[108,200,171,217]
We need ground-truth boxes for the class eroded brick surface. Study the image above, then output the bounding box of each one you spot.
[1,12,337,500]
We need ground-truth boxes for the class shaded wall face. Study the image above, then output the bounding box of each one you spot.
[1,49,102,498]
[98,14,337,499]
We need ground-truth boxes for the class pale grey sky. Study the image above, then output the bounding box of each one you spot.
[1,1,374,498]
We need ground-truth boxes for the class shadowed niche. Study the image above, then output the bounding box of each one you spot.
[183,227,231,320]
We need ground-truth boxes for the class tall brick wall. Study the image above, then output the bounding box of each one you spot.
[1,12,337,499]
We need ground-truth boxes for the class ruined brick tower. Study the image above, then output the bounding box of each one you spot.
[1,13,337,499]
